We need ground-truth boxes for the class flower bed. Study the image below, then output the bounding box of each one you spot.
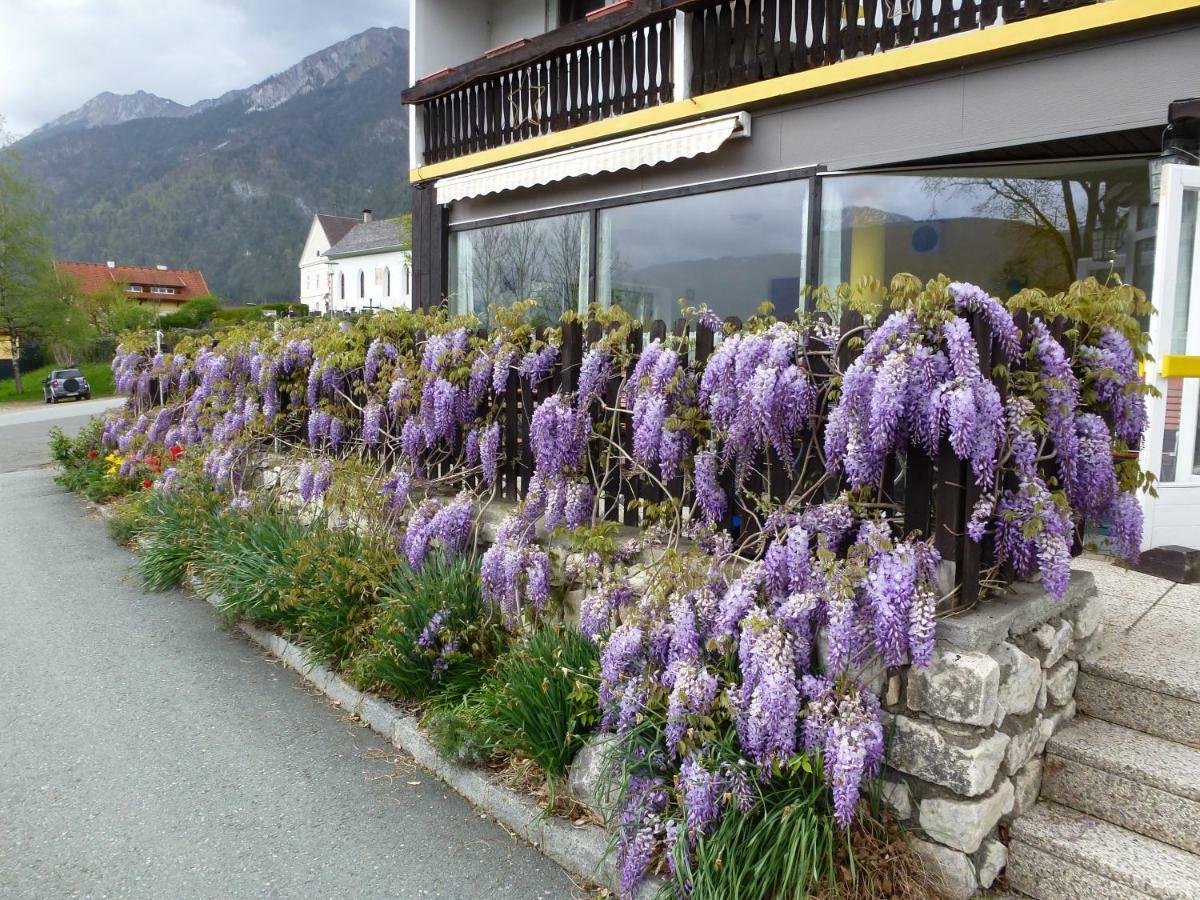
[80,275,1149,897]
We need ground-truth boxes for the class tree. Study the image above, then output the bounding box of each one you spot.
[0,126,72,393]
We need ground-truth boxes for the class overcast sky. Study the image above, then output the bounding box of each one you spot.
[0,0,410,139]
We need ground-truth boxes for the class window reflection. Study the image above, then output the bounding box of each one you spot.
[449,213,591,328]
[598,181,809,323]
[819,161,1155,299]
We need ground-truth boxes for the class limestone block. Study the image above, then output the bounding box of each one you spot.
[919,780,1014,854]
[1070,624,1107,665]
[989,641,1041,718]
[1028,619,1073,669]
[1045,659,1080,707]
[886,715,1009,797]
[907,649,1000,726]
[973,838,1008,890]
[1039,699,1077,746]
[1003,718,1047,776]
[568,733,620,817]
[911,838,978,900]
[1063,593,1103,640]
[1006,758,1043,821]
[881,778,914,820]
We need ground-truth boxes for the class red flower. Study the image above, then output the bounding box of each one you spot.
[142,478,154,489]
[169,444,185,460]
[87,450,99,460]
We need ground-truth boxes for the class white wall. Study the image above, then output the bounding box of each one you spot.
[298,218,336,313]
[328,249,413,314]
[409,0,556,168]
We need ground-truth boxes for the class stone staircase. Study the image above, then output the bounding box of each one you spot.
[1006,564,1200,899]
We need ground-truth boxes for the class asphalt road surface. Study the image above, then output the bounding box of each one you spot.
[0,401,576,898]
[0,397,125,474]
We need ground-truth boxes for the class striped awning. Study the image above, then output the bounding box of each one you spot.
[434,112,752,205]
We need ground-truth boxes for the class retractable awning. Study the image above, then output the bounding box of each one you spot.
[434,112,752,205]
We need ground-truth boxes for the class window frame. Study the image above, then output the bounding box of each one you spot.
[446,166,824,315]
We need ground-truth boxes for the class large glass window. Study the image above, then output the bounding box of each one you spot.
[819,160,1154,299]
[598,181,809,323]
[449,212,591,328]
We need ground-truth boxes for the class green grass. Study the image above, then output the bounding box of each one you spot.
[0,361,115,403]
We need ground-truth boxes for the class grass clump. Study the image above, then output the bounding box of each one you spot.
[194,504,311,625]
[471,624,600,776]
[138,488,225,591]
[352,556,502,701]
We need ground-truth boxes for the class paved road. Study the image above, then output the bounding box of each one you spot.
[0,397,125,473]
[0,407,576,897]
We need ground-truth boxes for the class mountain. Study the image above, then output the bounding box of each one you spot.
[31,90,190,138]
[16,26,410,302]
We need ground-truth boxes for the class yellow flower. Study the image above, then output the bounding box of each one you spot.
[105,452,123,476]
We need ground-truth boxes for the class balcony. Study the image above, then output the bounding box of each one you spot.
[403,0,1103,169]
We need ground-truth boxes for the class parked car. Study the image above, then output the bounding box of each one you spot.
[43,368,91,403]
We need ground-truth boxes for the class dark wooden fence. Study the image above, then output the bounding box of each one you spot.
[474,309,1009,610]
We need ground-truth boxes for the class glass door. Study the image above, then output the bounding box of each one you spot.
[1141,163,1200,550]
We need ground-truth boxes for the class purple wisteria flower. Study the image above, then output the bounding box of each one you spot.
[801,676,884,827]
[362,402,384,446]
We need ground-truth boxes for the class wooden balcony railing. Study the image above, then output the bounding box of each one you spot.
[406,0,1100,167]
[685,0,1100,92]
[408,3,678,165]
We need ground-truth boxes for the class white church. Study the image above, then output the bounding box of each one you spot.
[298,210,412,315]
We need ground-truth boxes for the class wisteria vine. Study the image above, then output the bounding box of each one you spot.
[103,276,1150,896]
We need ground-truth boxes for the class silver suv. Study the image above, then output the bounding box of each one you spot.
[43,368,91,403]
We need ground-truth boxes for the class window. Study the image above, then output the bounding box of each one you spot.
[819,159,1154,300]
[406,264,411,296]
[339,272,345,300]
[386,266,392,298]
[450,212,591,328]
[598,180,809,322]
[359,270,365,299]
[125,284,144,293]
[150,286,176,295]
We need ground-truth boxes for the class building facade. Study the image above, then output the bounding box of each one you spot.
[54,260,210,312]
[402,0,1200,551]
[298,211,413,315]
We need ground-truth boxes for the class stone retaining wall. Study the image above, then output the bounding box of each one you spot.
[880,570,1105,898]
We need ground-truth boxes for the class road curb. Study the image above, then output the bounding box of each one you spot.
[180,575,637,896]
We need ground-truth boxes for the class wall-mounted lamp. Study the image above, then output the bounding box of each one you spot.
[1150,97,1200,203]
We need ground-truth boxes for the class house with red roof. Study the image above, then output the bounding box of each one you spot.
[54,260,211,311]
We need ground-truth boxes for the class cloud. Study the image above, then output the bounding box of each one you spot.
[0,0,409,137]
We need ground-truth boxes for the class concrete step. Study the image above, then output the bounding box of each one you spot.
[1007,802,1200,900]
[1075,670,1200,745]
[1042,716,1200,854]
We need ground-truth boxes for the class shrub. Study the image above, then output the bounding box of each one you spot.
[472,624,600,776]
[284,526,397,667]
[351,556,502,701]
[106,491,154,544]
[50,421,137,502]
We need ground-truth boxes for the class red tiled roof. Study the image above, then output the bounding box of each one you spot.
[54,260,210,303]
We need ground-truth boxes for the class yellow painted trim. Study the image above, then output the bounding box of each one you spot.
[410,0,1200,184]
[1160,355,1200,378]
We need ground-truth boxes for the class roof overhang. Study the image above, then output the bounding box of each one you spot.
[433,112,751,205]
[325,245,409,260]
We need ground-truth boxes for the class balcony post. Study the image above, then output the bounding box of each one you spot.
[672,10,692,103]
